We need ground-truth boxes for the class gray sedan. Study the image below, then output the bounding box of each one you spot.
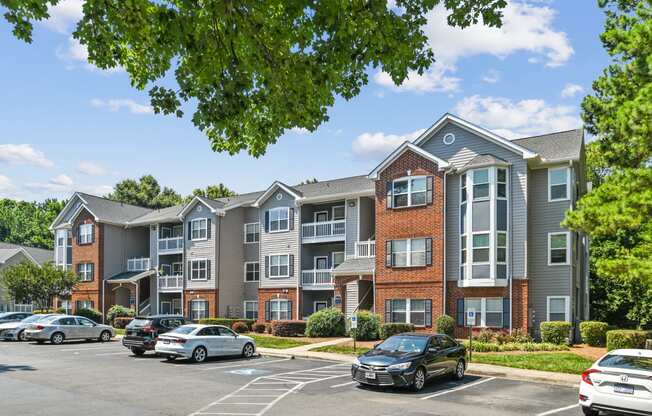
[24,315,114,344]
[0,313,60,341]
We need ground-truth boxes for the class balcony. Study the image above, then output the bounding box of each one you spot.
[158,236,183,254]
[158,275,183,291]
[301,220,345,244]
[127,257,150,272]
[355,240,376,258]
[301,269,334,290]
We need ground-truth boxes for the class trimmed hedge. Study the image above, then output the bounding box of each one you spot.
[606,330,648,351]
[436,314,455,338]
[198,318,255,329]
[380,323,414,339]
[77,308,103,323]
[106,305,135,326]
[580,321,609,347]
[463,341,570,352]
[271,320,306,337]
[252,323,267,333]
[113,317,134,329]
[33,309,56,314]
[305,307,346,337]
[232,321,249,333]
[540,321,572,345]
[350,311,381,341]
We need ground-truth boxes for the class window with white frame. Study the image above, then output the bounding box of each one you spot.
[332,251,345,268]
[244,301,258,320]
[388,238,429,267]
[244,262,260,282]
[547,296,569,321]
[270,299,290,320]
[244,223,259,243]
[77,263,93,281]
[269,207,289,232]
[76,300,93,310]
[190,259,208,280]
[392,176,427,208]
[191,218,208,240]
[548,167,569,201]
[386,299,430,326]
[332,205,345,220]
[463,298,503,327]
[496,233,507,279]
[191,299,208,321]
[55,229,72,269]
[548,232,570,265]
[269,254,289,277]
[79,223,93,244]
[172,262,183,276]
[473,169,490,200]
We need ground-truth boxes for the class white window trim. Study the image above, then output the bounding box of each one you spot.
[546,295,570,322]
[464,297,503,328]
[313,210,329,222]
[472,168,490,202]
[191,218,208,241]
[79,223,93,244]
[243,222,260,244]
[244,300,258,319]
[389,299,427,327]
[548,167,570,202]
[172,262,183,276]
[268,207,290,233]
[392,175,427,208]
[78,263,93,281]
[548,231,571,266]
[313,256,328,270]
[160,226,172,238]
[268,253,290,278]
[190,258,208,281]
[160,300,171,313]
[270,298,290,320]
[332,205,346,221]
[313,301,328,312]
[190,299,208,320]
[243,261,260,282]
[390,238,427,267]
[332,251,345,269]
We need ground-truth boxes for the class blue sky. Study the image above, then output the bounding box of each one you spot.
[0,0,608,201]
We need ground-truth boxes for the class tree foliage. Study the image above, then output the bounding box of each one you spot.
[191,183,236,200]
[2,0,506,156]
[1,261,80,309]
[106,174,183,208]
[0,199,65,249]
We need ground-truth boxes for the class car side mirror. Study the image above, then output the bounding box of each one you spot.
[429,347,440,353]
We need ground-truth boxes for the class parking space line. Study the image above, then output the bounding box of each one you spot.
[330,380,356,388]
[201,358,291,371]
[535,404,578,416]
[59,346,119,352]
[419,377,496,400]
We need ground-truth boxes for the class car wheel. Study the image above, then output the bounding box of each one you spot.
[131,347,145,356]
[411,367,426,392]
[99,330,112,342]
[50,332,65,345]
[191,346,207,363]
[581,406,599,416]
[17,330,27,342]
[452,360,465,380]
[242,343,255,358]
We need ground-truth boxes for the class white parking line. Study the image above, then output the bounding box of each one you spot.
[201,358,291,371]
[419,377,496,400]
[95,352,128,356]
[330,381,356,389]
[535,404,578,416]
[59,346,120,352]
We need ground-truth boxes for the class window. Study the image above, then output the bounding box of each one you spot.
[269,254,289,278]
[392,176,427,208]
[389,299,406,323]
[244,223,259,243]
[463,298,503,328]
[244,301,258,320]
[472,234,490,263]
[269,207,289,232]
[496,233,507,279]
[473,169,489,200]
[77,317,95,326]
[386,299,431,327]
[547,296,569,322]
[244,262,260,282]
[388,238,429,267]
[191,259,208,280]
[409,299,426,326]
[332,252,345,268]
[76,300,93,310]
[191,218,208,240]
[496,168,507,198]
[314,301,328,312]
[548,232,570,265]
[270,299,290,320]
[172,262,183,276]
[314,211,328,222]
[190,300,208,321]
[548,167,569,201]
[77,263,93,281]
[79,223,93,244]
[485,298,503,327]
[332,205,345,220]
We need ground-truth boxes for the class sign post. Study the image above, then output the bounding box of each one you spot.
[350,314,358,352]
[466,309,476,362]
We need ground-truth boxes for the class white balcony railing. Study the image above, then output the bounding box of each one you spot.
[355,240,376,258]
[158,236,183,253]
[301,220,345,242]
[301,269,333,287]
[158,275,183,290]
[127,257,150,272]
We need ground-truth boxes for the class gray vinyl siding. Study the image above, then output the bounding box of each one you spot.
[301,243,344,270]
[218,208,245,317]
[102,225,149,280]
[259,189,299,288]
[0,252,30,307]
[244,282,258,301]
[421,124,528,281]
[300,201,345,223]
[184,203,218,289]
[301,290,332,318]
[149,225,158,270]
[345,198,358,257]
[244,207,260,262]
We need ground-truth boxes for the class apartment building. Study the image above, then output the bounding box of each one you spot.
[54,113,588,337]
[0,242,53,312]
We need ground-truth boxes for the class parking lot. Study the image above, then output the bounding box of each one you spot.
[1,339,587,416]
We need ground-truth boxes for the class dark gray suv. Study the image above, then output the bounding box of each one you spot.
[122,315,187,356]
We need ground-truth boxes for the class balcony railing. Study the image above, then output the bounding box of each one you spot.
[301,269,333,288]
[127,257,150,272]
[158,236,183,254]
[158,275,183,290]
[301,220,345,243]
[355,240,376,258]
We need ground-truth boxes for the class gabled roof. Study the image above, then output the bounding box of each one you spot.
[51,192,153,229]
[368,141,450,179]
[458,154,510,173]
[293,175,374,202]
[178,195,226,218]
[252,181,303,207]
[106,269,155,283]
[126,204,185,227]
[512,129,583,163]
[413,113,538,159]
[332,257,375,275]
[0,242,53,266]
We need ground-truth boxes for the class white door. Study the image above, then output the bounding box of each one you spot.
[315,212,328,222]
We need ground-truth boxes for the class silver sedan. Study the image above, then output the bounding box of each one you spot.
[24,315,114,344]
[0,314,60,341]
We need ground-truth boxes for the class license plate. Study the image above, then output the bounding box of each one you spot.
[614,384,634,395]
[365,372,376,379]
[163,340,170,344]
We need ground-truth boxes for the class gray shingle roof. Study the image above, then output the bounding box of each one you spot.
[0,242,53,265]
[459,154,509,171]
[512,129,583,162]
[127,204,184,226]
[292,175,374,199]
[196,196,226,211]
[332,257,375,275]
[77,193,153,225]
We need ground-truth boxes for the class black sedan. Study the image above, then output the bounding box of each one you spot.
[351,333,466,391]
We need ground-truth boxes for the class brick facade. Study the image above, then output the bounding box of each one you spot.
[184,289,219,319]
[257,288,298,322]
[70,209,104,315]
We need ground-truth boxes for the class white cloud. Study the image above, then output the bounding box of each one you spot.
[77,161,106,176]
[352,129,426,160]
[482,69,500,84]
[42,0,84,34]
[55,37,123,74]
[289,127,310,135]
[373,62,460,94]
[0,175,13,191]
[561,83,584,98]
[453,95,581,139]
[50,174,74,187]
[90,98,153,115]
[0,144,54,168]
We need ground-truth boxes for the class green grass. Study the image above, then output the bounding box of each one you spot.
[311,345,371,355]
[248,334,310,349]
[113,328,125,336]
[471,352,593,374]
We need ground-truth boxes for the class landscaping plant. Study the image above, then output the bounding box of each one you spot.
[540,321,572,345]
[579,321,609,347]
[271,320,307,337]
[232,321,249,334]
[113,317,134,329]
[606,329,648,351]
[76,308,103,323]
[349,310,381,341]
[435,314,455,338]
[305,307,346,337]
[380,323,414,339]
[252,323,267,334]
[106,305,135,326]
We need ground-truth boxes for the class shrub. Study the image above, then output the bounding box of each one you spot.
[252,323,267,333]
[305,307,346,337]
[380,323,414,339]
[495,329,533,345]
[33,309,55,314]
[540,321,572,345]
[606,330,648,351]
[272,320,307,337]
[350,311,381,341]
[198,318,255,329]
[106,305,135,326]
[77,308,103,323]
[55,307,66,314]
[265,323,273,334]
[463,341,569,352]
[435,314,455,338]
[580,321,609,347]
[113,317,134,329]
[474,329,496,343]
[232,321,249,333]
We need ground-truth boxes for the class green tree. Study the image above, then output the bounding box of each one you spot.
[1,261,80,310]
[3,0,506,156]
[191,183,236,201]
[107,175,182,209]
[0,198,65,250]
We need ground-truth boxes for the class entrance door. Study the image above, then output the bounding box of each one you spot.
[314,211,328,222]
[160,301,171,314]
[314,301,328,312]
[315,257,328,270]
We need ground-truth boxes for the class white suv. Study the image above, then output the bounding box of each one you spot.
[579,349,652,415]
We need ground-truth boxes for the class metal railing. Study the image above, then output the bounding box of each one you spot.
[355,240,376,258]
[158,275,183,290]
[301,220,345,240]
[301,269,333,286]
[158,236,183,253]
[127,257,150,272]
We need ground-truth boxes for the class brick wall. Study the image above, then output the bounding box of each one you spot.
[257,288,298,322]
[184,289,219,319]
[71,209,103,315]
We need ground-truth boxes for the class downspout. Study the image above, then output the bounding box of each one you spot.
[442,171,447,315]
[297,203,301,320]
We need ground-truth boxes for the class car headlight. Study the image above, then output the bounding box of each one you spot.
[353,358,361,367]
[387,362,412,371]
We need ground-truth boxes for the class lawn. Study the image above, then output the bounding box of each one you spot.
[113,328,125,336]
[311,344,370,355]
[248,334,311,349]
[471,352,593,374]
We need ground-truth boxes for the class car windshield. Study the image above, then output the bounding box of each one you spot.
[168,326,196,335]
[22,315,46,323]
[128,319,152,328]
[599,354,652,372]
[375,336,428,354]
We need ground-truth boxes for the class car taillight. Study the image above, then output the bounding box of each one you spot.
[581,369,601,385]
[142,326,156,333]
[174,338,186,344]
[35,325,44,330]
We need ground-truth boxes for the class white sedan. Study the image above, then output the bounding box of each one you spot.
[154,324,256,363]
[579,348,652,415]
